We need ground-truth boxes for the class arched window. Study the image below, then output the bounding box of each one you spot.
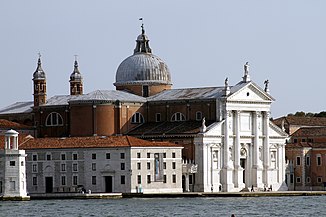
[46,112,63,126]
[171,112,186,122]
[131,112,144,124]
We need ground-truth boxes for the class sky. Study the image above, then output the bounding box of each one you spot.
[0,1,325,118]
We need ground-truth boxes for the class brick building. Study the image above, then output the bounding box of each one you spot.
[0,25,288,192]
[274,116,326,190]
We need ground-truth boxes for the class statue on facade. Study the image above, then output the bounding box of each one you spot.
[225,77,228,87]
[244,62,249,75]
[200,117,207,133]
[264,79,269,92]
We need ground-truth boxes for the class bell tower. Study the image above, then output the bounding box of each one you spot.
[69,56,83,95]
[32,54,47,107]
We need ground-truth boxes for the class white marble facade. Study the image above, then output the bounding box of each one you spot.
[194,79,288,192]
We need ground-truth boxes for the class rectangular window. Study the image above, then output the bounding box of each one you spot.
[306,156,310,166]
[296,177,301,183]
[92,153,96,160]
[137,153,141,158]
[32,164,37,172]
[32,177,37,186]
[137,162,141,170]
[317,177,323,183]
[92,176,96,185]
[92,163,96,171]
[46,154,51,161]
[142,85,149,97]
[147,162,151,170]
[163,175,167,183]
[121,175,125,185]
[147,153,150,158]
[73,163,78,172]
[73,175,78,186]
[196,111,202,121]
[120,153,125,159]
[156,113,161,122]
[293,139,298,143]
[61,154,66,161]
[172,174,176,183]
[147,175,151,184]
[61,176,66,186]
[61,164,66,172]
[163,153,166,158]
[9,161,15,166]
[121,163,125,170]
[172,162,176,169]
[163,162,166,169]
[32,154,37,161]
[106,153,110,159]
[290,174,294,184]
[73,153,78,160]
[296,156,301,166]
[301,138,306,142]
[317,155,322,166]
[137,175,141,184]
[172,152,176,158]
[189,175,193,185]
[307,177,311,183]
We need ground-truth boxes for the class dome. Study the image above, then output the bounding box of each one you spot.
[115,53,171,85]
[114,25,172,86]
[33,58,46,80]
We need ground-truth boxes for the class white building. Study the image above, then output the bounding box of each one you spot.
[194,69,288,192]
[17,136,183,194]
[0,129,29,200]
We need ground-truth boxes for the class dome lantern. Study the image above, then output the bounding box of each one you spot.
[114,24,172,97]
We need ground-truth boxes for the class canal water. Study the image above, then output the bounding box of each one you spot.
[0,196,325,216]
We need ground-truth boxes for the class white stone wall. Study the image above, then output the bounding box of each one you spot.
[25,146,183,194]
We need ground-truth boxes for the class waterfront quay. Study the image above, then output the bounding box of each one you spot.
[3,191,324,200]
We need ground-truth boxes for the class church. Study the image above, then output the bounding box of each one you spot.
[0,24,288,192]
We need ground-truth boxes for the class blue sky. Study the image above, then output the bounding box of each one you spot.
[0,1,325,118]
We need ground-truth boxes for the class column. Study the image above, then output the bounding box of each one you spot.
[234,111,243,189]
[185,174,190,192]
[263,111,270,185]
[223,110,231,168]
[222,110,234,191]
[234,111,240,168]
[252,112,263,188]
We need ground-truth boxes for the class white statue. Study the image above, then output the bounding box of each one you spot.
[244,62,249,75]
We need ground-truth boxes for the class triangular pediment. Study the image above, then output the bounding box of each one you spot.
[269,122,288,137]
[228,82,274,102]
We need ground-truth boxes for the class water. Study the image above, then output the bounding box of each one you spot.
[0,196,325,217]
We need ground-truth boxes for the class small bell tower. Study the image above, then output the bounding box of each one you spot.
[0,129,29,200]
[32,53,47,107]
[69,56,83,95]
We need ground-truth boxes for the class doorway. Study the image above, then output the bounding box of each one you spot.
[45,177,53,193]
[240,159,246,183]
[105,176,113,193]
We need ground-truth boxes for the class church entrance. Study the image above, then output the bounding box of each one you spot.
[45,177,53,193]
[240,159,246,183]
[104,176,113,193]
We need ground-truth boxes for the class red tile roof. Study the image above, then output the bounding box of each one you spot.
[291,127,326,137]
[273,116,326,127]
[0,135,182,150]
[0,119,32,129]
